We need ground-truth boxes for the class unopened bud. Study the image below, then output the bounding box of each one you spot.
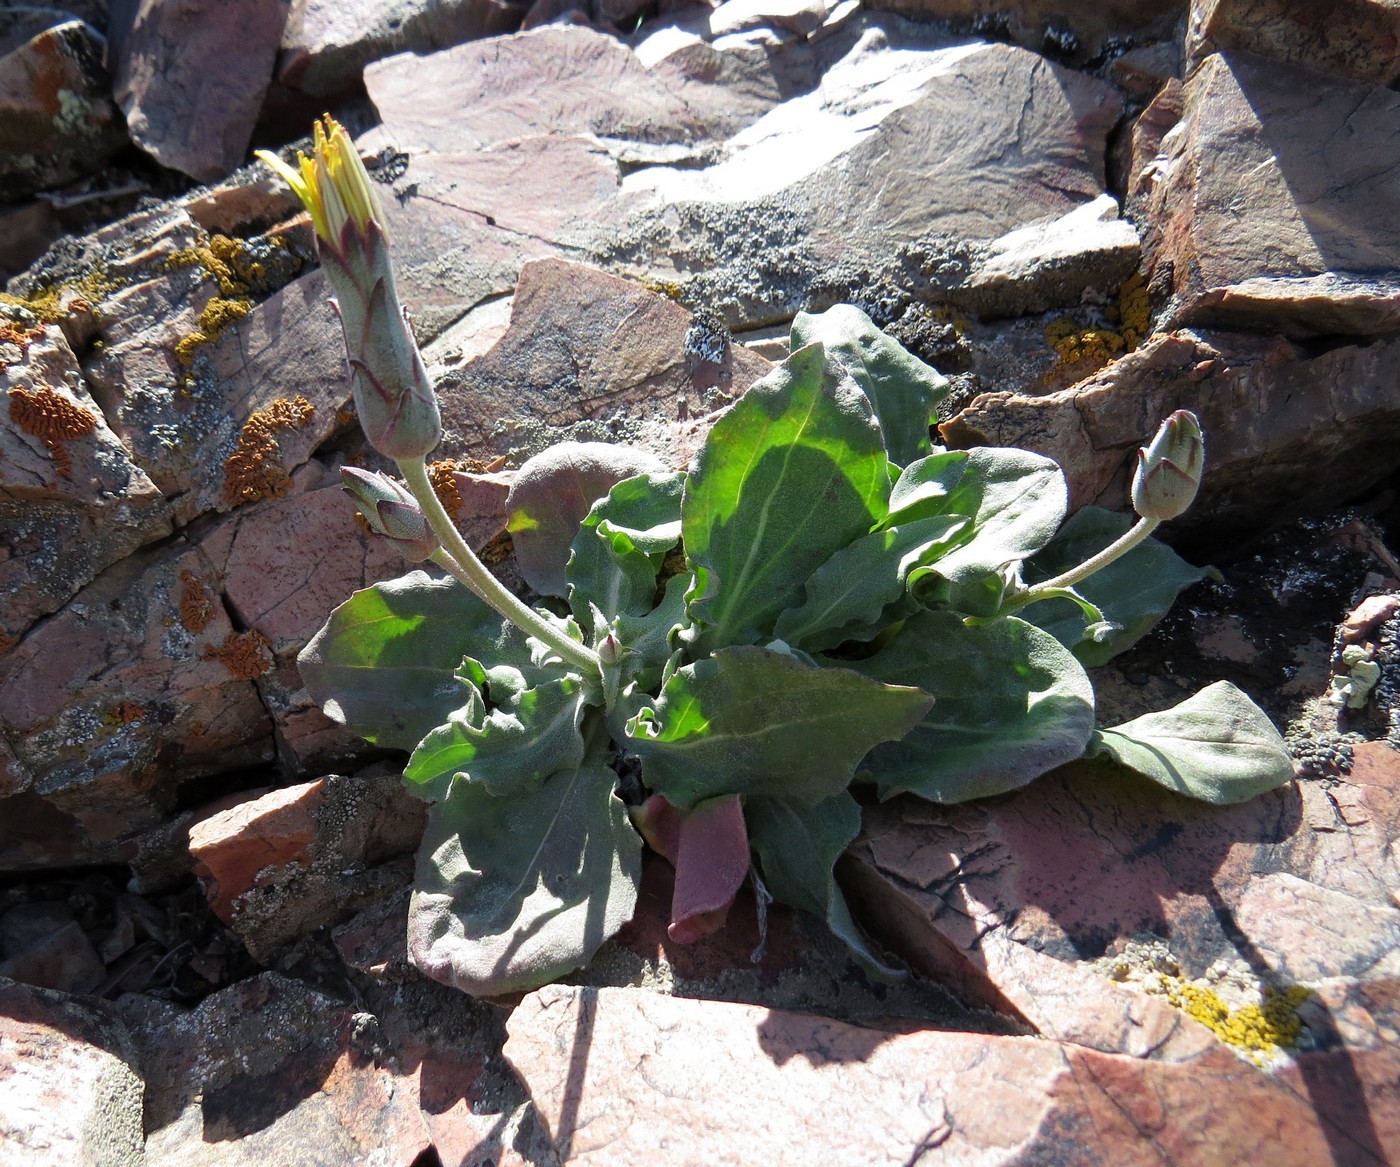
[1131,410,1204,521]
[257,117,442,461]
[597,628,623,666]
[342,466,437,560]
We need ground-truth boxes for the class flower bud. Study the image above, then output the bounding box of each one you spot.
[257,118,442,461]
[342,466,437,561]
[1131,409,1204,521]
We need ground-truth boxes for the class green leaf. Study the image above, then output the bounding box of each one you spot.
[747,791,900,978]
[407,759,642,997]
[624,645,932,810]
[297,570,548,750]
[1021,505,1208,666]
[773,515,968,650]
[682,343,891,654]
[884,451,970,524]
[613,572,689,691]
[790,305,948,467]
[1089,681,1295,804]
[567,472,684,632]
[846,610,1096,802]
[506,442,668,597]
[901,447,1068,585]
[403,676,588,801]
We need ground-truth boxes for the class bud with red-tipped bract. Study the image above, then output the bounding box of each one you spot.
[1131,410,1204,521]
[257,118,441,460]
[341,466,437,561]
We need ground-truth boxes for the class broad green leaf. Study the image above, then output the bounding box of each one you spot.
[297,570,549,750]
[683,343,891,654]
[846,610,1096,802]
[791,305,948,467]
[1089,681,1295,804]
[624,645,932,810]
[407,760,642,997]
[884,450,970,524]
[567,472,684,631]
[747,791,900,978]
[506,442,668,596]
[897,447,1068,585]
[403,676,588,801]
[773,515,968,650]
[1020,505,1208,666]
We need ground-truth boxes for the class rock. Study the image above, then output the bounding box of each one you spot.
[0,200,58,283]
[111,0,291,181]
[0,914,106,994]
[1186,0,1400,85]
[844,740,1400,1068]
[1,326,170,647]
[1122,77,1183,200]
[504,984,1384,1165]
[593,33,1124,327]
[431,258,772,467]
[0,538,273,871]
[1142,51,1400,337]
[939,328,1400,538]
[0,977,145,1167]
[0,12,126,200]
[187,764,423,959]
[277,0,527,101]
[1107,39,1183,101]
[119,971,433,1166]
[857,0,1185,66]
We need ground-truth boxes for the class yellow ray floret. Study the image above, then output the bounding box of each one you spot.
[256,116,386,245]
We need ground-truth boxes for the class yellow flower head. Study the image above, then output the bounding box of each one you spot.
[256,116,386,246]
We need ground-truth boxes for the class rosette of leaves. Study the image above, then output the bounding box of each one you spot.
[299,303,1294,997]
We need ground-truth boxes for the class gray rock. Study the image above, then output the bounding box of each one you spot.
[0,977,145,1167]
[111,0,290,181]
[0,13,126,200]
[1142,51,1400,337]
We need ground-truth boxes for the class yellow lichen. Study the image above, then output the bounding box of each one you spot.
[221,395,315,507]
[1160,977,1312,1063]
[0,267,115,332]
[166,234,266,367]
[7,384,99,477]
[1044,271,1151,383]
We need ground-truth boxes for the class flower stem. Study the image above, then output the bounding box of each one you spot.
[1004,515,1160,614]
[400,457,603,679]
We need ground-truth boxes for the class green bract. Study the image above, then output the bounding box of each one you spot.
[298,303,1296,997]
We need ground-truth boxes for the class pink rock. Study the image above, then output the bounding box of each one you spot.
[940,328,1400,537]
[0,979,145,1166]
[1142,51,1400,336]
[845,742,1400,1063]
[433,258,771,469]
[187,765,423,959]
[278,0,526,99]
[0,14,126,198]
[111,0,291,182]
[119,971,433,1165]
[0,920,107,995]
[504,984,1383,1165]
[1186,0,1400,85]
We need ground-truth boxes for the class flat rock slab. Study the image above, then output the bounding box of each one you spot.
[1143,50,1400,336]
[433,257,773,466]
[845,742,1400,1069]
[503,983,1395,1165]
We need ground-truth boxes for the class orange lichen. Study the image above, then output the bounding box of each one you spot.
[479,530,513,567]
[0,319,46,358]
[428,459,466,520]
[102,701,144,727]
[7,385,99,477]
[221,395,315,507]
[201,629,274,679]
[178,570,216,633]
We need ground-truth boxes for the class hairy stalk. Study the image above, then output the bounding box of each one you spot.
[1006,515,1160,614]
[401,457,603,679]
